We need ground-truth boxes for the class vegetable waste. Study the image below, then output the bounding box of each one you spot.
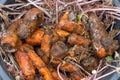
[0,0,120,80]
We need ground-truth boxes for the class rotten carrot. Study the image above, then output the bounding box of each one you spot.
[68,33,91,45]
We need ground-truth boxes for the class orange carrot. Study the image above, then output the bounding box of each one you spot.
[15,50,35,80]
[26,29,44,45]
[97,48,106,58]
[20,44,54,80]
[28,50,54,80]
[51,70,68,80]
[60,63,78,73]
[70,71,84,80]
[40,34,51,63]
[1,8,44,52]
[1,34,21,52]
[56,29,70,37]
[56,12,86,35]
[41,34,51,54]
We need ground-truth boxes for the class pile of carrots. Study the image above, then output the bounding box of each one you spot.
[1,8,119,80]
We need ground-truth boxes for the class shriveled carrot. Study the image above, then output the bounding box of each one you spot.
[20,44,54,80]
[68,33,91,45]
[60,63,78,73]
[56,29,70,37]
[26,29,44,45]
[15,50,35,80]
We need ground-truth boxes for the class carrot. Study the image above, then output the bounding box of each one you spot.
[15,50,35,80]
[60,63,78,73]
[68,33,91,45]
[41,34,51,54]
[20,44,54,80]
[48,65,68,80]
[1,19,22,52]
[23,8,44,24]
[51,30,67,43]
[70,71,84,80]
[1,34,21,52]
[40,33,51,64]
[17,8,44,39]
[1,8,44,52]
[50,41,68,59]
[56,12,86,35]
[28,50,54,80]
[56,29,70,37]
[26,29,45,45]
[88,13,119,57]
[51,69,68,80]
[7,19,23,33]
[51,30,59,43]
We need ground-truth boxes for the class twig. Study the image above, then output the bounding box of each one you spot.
[109,15,120,20]
[57,63,64,80]
[83,8,120,14]
[95,70,116,80]
[97,65,108,73]
[93,60,103,79]
[44,0,53,10]
[0,12,10,26]
[57,0,65,5]
[76,0,83,13]
[0,3,24,8]
[78,0,100,6]
[64,1,77,7]
[82,7,120,20]
[16,0,44,9]
[12,11,26,22]
[27,0,52,18]
[99,10,105,20]
[56,0,59,23]
[106,11,120,20]
[8,54,19,71]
